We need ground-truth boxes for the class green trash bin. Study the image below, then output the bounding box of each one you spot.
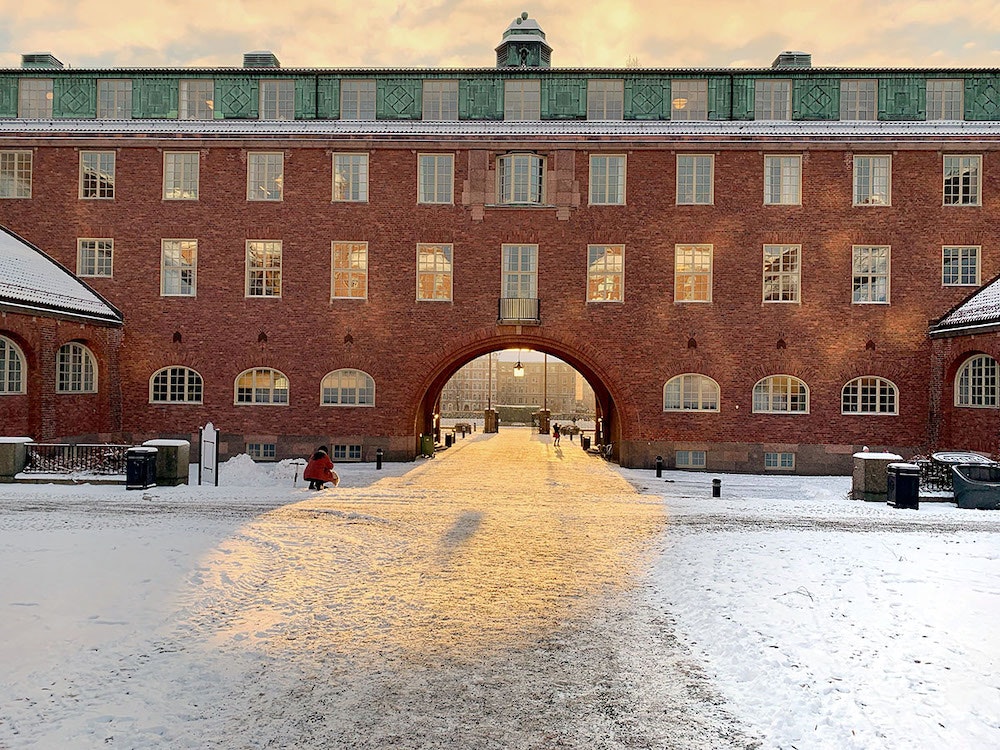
[420,433,435,457]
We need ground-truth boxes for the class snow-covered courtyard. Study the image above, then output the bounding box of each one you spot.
[1,429,997,749]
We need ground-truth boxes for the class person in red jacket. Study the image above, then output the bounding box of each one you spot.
[303,445,338,490]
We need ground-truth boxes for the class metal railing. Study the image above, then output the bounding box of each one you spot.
[23,443,130,475]
[498,297,540,324]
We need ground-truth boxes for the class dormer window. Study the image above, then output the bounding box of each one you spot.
[497,153,545,204]
[504,80,541,120]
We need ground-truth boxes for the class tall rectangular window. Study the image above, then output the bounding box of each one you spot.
[247,152,284,201]
[97,79,133,119]
[245,240,282,297]
[333,153,369,202]
[676,154,714,204]
[587,244,624,302]
[259,80,295,120]
[163,152,199,200]
[340,80,376,120]
[502,244,538,299]
[418,153,454,204]
[0,151,32,198]
[674,244,712,302]
[331,241,368,299]
[942,246,980,286]
[943,155,981,205]
[764,155,801,205]
[422,80,459,121]
[852,245,890,304]
[587,79,624,120]
[179,79,214,120]
[504,79,541,120]
[840,79,877,120]
[498,153,544,204]
[77,239,113,277]
[763,244,801,303]
[589,155,626,205]
[755,79,791,119]
[671,80,709,120]
[79,151,115,200]
[853,155,891,206]
[18,79,52,118]
[927,79,964,120]
[161,239,198,296]
[416,243,454,301]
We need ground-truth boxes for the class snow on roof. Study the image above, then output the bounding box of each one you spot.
[930,274,1000,337]
[0,225,122,324]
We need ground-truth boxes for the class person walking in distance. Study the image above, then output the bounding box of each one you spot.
[552,423,561,446]
[304,445,339,490]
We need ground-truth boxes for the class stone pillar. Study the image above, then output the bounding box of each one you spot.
[142,439,191,486]
[852,451,903,502]
[0,437,33,482]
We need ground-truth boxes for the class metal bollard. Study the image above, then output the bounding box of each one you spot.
[655,455,663,478]
[712,478,721,497]
[376,447,383,470]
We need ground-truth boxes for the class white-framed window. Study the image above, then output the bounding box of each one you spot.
[840,79,877,120]
[247,152,283,201]
[674,244,712,302]
[245,240,282,297]
[676,154,714,205]
[764,155,801,205]
[852,245,890,304]
[246,443,277,461]
[927,79,964,121]
[504,79,541,120]
[589,154,626,205]
[163,152,199,200]
[755,79,791,120]
[340,80,376,120]
[56,342,97,393]
[417,153,453,204]
[762,244,801,303]
[417,243,453,301]
[18,79,52,118]
[587,244,624,302]
[752,375,809,413]
[955,354,998,408]
[161,239,197,296]
[497,153,545,204]
[333,444,363,461]
[97,79,132,119]
[321,368,375,406]
[587,79,624,120]
[853,155,891,206]
[663,374,720,411]
[422,80,459,121]
[79,151,115,200]
[331,241,368,299]
[179,79,214,120]
[671,80,709,120]
[0,336,26,394]
[234,367,288,405]
[149,366,203,403]
[675,450,707,469]
[842,376,898,415]
[333,153,369,202]
[0,150,32,199]
[943,155,981,206]
[942,245,980,286]
[259,80,295,120]
[77,239,113,277]
[764,452,795,470]
[502,244,538,299]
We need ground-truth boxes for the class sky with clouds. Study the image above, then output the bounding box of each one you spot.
[0,0,999,70]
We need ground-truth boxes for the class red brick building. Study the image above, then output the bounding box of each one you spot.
[2,16,1000,471]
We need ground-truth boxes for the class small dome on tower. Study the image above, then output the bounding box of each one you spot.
[495,11,552,68]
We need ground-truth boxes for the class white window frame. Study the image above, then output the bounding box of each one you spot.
[671,80,709,121]
[675,450,707,469]
[942,245,980,287]
[502,244,538,299]
[587,79,624,120]
[333,153,369,202]
[589,154,626,205]
[79,151,115,200]
[417,153,454,204]
[247,152,284,201]
[754,79,791,120]
[663,374,720,412]
[504,79,541,121]
[18,79,52,118]
[149,366,204,403]
[416,243,454,301]
[927,79,964,121]
[245,240,282,298]
[762,244,801,303]
[852,245,890,304]
[943,155,981,206]
[676,154,714,205]
[497,153,545,205]
[331,241,368,299]
[56,342,97,394]
[333,444,363,460]
[259,79,295,120]
[340,80,376,120]
[587,244,624,303]
[77,238,113,278]
[752,375,809,414]
[955,354,999,408]
[764,155,801,205]
[163,151,199,200]
[97,79,133,119]
[161,239,198,296]
[0,335,26,395]
[674,244,713,303]
[422,80,459,121]
[320,368,376,406]
[0,150,32,199]
[764,452,796,470]
[840,79,877,120]
[841,376,899,415]
[179,79,214,120]
[234,368,289,405]
[853,155,891,206]
[246,443,277,461]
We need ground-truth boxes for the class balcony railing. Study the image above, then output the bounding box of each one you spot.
[498,297,541,324]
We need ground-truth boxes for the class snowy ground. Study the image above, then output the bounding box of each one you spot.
[0,430,997,749]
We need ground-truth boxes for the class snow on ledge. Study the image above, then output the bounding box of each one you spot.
[853,452,903,460]
[142,439,190,447]
[0,437,33,444]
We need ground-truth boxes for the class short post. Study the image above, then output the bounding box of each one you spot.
[712,478,721,497]
[655,455,663,478]
[376,447,383,470]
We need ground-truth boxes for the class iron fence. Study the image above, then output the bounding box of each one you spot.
[23,443,130,475]
[498,297,540,324]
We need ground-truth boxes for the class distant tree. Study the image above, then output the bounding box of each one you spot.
[625,55,640,68]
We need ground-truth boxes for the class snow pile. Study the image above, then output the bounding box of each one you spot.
[216,454,305,487]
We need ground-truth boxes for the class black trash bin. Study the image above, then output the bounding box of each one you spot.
[887,462,920,509]
[581,435,591,451]
[126,446,158,490]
